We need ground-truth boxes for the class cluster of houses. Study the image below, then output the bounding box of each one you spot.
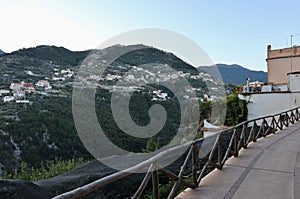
[1,68,74,103]
[152,90,168,101]
[1,80,52,103]
[52,68,74,81]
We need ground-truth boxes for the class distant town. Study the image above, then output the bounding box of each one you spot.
[0,68,74,104]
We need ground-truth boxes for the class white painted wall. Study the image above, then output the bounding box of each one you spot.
[289,74,300,92]
[239,93,300,121]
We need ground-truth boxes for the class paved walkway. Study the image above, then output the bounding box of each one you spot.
[176,122,300,199]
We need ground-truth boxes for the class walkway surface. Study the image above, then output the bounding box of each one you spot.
[176,122,300,199]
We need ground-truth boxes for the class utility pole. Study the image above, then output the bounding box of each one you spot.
[290,34,300,72]
[291,34,293,72]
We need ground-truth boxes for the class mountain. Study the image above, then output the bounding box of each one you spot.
[0,45,246,198]
[0,45,216,174]
[199,64,267,85]
[9,45,91,66]
[0,45,90,88]
[0,49,5,55]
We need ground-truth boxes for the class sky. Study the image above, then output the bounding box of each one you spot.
[1,0,300,71]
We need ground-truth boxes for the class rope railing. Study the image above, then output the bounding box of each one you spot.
[53,106,300,199]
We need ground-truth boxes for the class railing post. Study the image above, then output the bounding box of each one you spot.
[217,135,223,169]
[132,164,155,199]
[285,113,289,127]
[152,166,159,199]
[233,130,239,157]
[240,124,248,149]
[252,122,257,142]
[168,146,193,199]
[271,117,276,134]
[280,114,283,130]
[192,144,198,186]
[295,108,299,121]
[197,134,220,184]
[291,111,295,124]
[262,120,266,137]
[222,129,237,165]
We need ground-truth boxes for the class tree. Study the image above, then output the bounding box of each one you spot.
[143,137,159,153]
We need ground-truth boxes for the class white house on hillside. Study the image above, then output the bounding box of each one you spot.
[4,96,15,102]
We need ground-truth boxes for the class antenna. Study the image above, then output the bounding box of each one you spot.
[291,34,300,72]
[291,34,293,72]
[291,33,300,46]
[290,33,300,72]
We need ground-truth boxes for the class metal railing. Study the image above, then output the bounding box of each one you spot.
[53,106,300,199]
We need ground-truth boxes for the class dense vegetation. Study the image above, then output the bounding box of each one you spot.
[116,47,201,75]
[9,45,90,66]
[95,86,181,153]
[1,96,92,173]
[3,158,85,181]
[0,45,248,185]
[224,93,248,126]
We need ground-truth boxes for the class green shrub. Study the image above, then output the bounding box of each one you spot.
[3,158,85,181]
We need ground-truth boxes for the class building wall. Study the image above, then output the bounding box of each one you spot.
[238,92,300,121]
[289,73,300,91]
[268,45,300,58]
[267,45,300,85]
[268,58,300,84]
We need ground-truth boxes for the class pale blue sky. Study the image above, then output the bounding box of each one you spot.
[1,0,300,71]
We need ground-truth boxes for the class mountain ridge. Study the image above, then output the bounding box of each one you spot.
[0,45,249,198]
[3,45,266,83]
[6,45,91,66]
[199,64,267,85]
[0,44,211,173]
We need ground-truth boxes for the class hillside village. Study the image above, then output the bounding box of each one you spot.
[0,64,219,105]
[0,45,232,184]
[0,68,74,103]
[0,44,256,199]
[79,62,219,102]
